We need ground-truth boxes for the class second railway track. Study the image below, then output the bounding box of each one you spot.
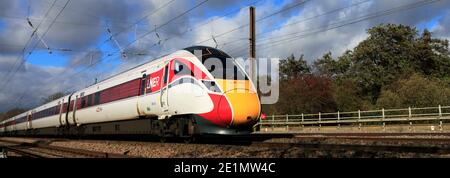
[2,132,450,158]
[0,139,134,158]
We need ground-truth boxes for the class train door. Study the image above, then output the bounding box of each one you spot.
[137,73,147,116]
[64,94,73,127]
[58,100,64,127]
[12,119,16,131]
[72,95,78,125]
[27,110,34,130]
[160,62,170,113]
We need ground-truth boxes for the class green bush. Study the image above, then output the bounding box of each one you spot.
[377,73,450,108]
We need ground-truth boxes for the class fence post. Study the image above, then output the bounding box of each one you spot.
[318,112,321,130]
[438,105,442,131]
[381,108,385,131]
[358,110,361,130]
[337,111,340,129]
[408,107,412,118]
[358,110,361,121]
[301,113,304,130]
[286,114,289,131]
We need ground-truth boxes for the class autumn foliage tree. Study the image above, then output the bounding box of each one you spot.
[263,23,450,115]
[0,108,27,121]
[262,55,336,114]
[377,74,450,108]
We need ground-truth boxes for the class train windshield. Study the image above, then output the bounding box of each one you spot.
[185,46,249,80]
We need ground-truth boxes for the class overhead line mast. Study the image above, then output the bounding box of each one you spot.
[249,6,256,83]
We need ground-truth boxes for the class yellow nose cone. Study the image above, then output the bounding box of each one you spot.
[225,90,260,126]
[215,79,261,126]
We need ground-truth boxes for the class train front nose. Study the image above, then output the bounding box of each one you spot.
[217,80,261,127]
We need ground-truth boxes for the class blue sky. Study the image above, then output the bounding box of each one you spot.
[13,0,284,68]
[6,0,441,68]
[15,0,290,68]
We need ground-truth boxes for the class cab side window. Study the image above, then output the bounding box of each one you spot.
[163,65,169,85]
[173,61,193,76]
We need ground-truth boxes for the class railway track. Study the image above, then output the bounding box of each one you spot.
[2,132,450,158]
[243,132,450,156]
[289,132,450,137]
[294,136,450,143]
[0,139,134,158]
[250,141,450,155]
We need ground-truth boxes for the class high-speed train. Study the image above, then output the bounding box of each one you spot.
[0,46,261,140]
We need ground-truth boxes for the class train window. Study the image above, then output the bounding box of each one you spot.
[163,65,169,84]
[87,95,93,106]
[141,74,147,95]
[204,57,248,80]
[94,92,101,105]
[189,47,248,80]
[81,97,86,108]
[173,61,193,76]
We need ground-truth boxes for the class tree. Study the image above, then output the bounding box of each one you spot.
[313,51,352,78]
[376,73,450,108]
[279,54,311,79]
[263,53,336,114]
[41,92,66,104]
[0,108,28,121]
[313,52,335,77]
[325,24,450,103]
[262,74,337,114]
[415,29,450,78]
[263,24,450,115]
[349,24,419,101]
[333,79,373,111]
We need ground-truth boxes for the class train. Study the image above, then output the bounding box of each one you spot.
[0,46,261,141]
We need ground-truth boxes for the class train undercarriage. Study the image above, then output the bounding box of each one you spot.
[0,115,253,143]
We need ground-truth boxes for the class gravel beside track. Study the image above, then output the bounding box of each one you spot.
[2,134,450,158]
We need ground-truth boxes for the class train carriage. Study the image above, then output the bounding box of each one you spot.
[0,46,261,139]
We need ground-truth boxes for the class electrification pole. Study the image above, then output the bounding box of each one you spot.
[249,6,256,83]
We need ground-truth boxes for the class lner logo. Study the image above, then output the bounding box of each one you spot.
[150,77,160,88]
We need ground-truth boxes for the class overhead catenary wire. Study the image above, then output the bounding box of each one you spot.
[63,1,178,68]
[222,0,375,54]
[143,0,267,51]
[193,0,310,46]
[230,0,441,57]
[256,0,441,50]
[0,0,58,89]
[3,0,440,110]
[59,0,311,94]
[103,0,177,44]
[57,0,311,96]
[0,0,72,95]
[58,0,210,94]
[256,0,373,42]
[40,0,149,27]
